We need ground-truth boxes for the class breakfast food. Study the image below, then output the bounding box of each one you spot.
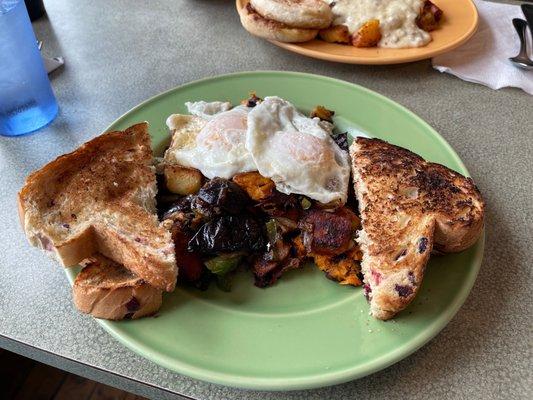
[325,0,443,48]
[351,19,382,48]
[250,0,333,29]
[350,137,484,320]
[238,0,443,48]
[161,94,361,289]
[246,96,350,205]
[18,122,177,292]
[165,103,255,179]
[318,24,351,44]
[19,92,484,322]
[238,2,319,43]
[73,255,162,320]
[161,94,483,318]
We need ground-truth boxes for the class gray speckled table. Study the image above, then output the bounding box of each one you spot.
[1,0,532,399]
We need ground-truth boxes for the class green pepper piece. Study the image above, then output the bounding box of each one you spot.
[301,197,312,210]
[204,253,243,275]
[265,219,279,244]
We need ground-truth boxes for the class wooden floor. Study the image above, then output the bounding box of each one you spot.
[0,348,147,400]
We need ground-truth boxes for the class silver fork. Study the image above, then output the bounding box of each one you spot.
[509,18,533,69]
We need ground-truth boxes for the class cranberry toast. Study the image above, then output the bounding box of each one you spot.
[74,255,162,320]
[350,138,484,320]
[18,123,177,292]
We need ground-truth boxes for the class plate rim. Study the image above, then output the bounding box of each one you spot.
[236,0,479,65]
[66,71,485,391]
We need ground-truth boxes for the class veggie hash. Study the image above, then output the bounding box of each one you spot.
[156,94,363,291]
[158,171,362,291]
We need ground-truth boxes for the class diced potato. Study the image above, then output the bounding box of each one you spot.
[318,25,351,44]
[164,165,203,195]
[416,0,443,32]
[310,105,335,122]
[352,19,381,48]
[232,172,275,201]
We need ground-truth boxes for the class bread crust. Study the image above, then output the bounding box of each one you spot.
[250,0,333,29]
[73,255,162,320]
[238,1,318,43]
[18,123,177,292]
[350,138,484,320]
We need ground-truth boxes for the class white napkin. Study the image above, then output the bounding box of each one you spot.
[432,0,533,95]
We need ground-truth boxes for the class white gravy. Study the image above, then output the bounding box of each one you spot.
[326,0,431,48]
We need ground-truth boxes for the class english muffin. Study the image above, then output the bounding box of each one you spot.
[250,0,333,29]
[238,2,319,43]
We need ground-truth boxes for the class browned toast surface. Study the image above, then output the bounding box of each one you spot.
[351,137,484,319]
[18,123,177,291]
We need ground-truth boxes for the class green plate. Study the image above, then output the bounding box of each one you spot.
[65,71,484,391]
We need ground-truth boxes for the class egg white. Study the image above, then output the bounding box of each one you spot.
[185,100,232,120]
[246,96,350,204]
[165,102,256,179]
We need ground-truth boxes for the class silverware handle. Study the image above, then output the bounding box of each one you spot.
[521,4,533,44]
[512,19,529,59]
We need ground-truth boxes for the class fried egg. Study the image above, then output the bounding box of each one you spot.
[165,101,256,179]
[246,96,350,204]
[185,100,232,120]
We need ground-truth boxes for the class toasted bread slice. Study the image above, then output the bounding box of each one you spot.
[73,255,162,320]
[350,138,484,320]
[18,123,177,292]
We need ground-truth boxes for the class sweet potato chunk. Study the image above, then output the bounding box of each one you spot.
[291,235,307,258]
[314,245,363,286]
[310,105,335,122]
[232,172,275,201]
[416,0,443,32]
[164,165,203,195]
[352,19,381,48]
[319,25,351,44]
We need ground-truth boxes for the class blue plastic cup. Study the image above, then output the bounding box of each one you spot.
[0,0,58,136]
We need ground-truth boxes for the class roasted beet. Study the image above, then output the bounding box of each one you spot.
[171,222,204,283]
[188,215,266,254]
[193,178,250,217]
